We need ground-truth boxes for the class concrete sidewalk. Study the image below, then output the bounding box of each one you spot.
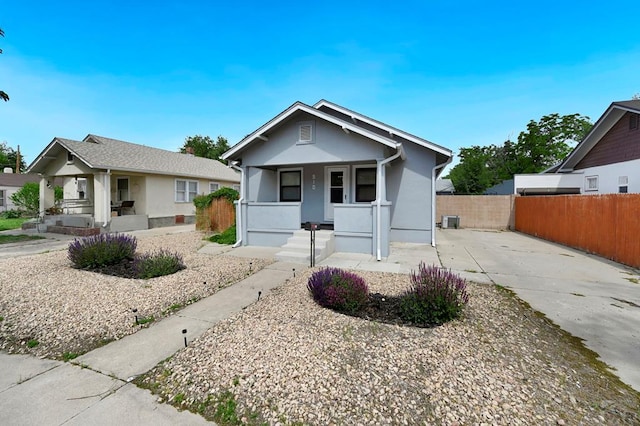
[0,246,300,425]
[437,228,640,392]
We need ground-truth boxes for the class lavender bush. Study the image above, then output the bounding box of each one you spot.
[400,262,469,325]
[308,267,369,314]
[134,249,185,279]
[68,233,137,269]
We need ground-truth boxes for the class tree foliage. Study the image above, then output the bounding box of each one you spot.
[0,142,26,172]
[179,135,230,163]
[446,113,592,194]
[10,183,40,215]
[0,28,8,102]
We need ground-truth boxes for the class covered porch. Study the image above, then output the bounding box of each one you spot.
[38,172,148,233]
[235,159,395,258]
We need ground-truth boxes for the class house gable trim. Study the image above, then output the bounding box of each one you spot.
[223,102,403,161]
[313,99,452,158]
[559,101,640,172]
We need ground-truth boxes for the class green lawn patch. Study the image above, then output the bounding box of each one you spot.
[0,218,30,231]
[0,234,46,245]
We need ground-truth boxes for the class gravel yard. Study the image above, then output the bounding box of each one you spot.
[139,269,640,425]
[0,232,271,359]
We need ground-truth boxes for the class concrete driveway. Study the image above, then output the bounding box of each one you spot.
[436,228,640,392]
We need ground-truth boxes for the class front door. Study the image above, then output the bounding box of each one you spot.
[325,166,349,221]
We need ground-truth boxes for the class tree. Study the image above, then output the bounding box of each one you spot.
[179,135,230,163]
[514,113,592,173]
[0,28,8,101]
[0,142,26,172]
[10,183,40,214]
[446,146,494,194]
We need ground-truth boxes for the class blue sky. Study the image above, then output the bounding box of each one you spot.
[1,1,639,172]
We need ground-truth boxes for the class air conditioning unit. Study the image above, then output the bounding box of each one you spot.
[441,215,460,229]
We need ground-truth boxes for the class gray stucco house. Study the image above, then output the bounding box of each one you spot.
[222,100,452,260]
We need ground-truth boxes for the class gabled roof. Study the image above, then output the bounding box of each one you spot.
[27,135,240,182]
[0,172,40,187]
[314,99,452,157]
[558,100,640,172]
[222,100,452,161]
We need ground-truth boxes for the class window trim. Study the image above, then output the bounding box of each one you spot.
[209,182,220,194]
[116,177,130,202]
[353,164,377,203]
[585,175,599,192]
[277,168,303,202]
[175,179,199,203]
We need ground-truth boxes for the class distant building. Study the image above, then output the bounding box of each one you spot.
[436,178,455,194]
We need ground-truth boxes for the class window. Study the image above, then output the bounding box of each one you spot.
[77,178,87,199]
[176,179,198,202]
[116,177,129,201]
[279,170,302,202]
[209,182,220,193]
[355,167,377,202]
[630,114,639,130]
[585,176,598,192]
[297,121,314,144]
[67,151,74,163]
[232,184,241,192]
[619,176,629,193]
[0,190,4,207]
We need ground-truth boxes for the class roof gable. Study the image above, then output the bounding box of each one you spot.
[27,135,240,182]
[559,100,640,171]
[222,100,452,161]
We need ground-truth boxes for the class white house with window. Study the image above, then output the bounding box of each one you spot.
[221,100,452,261]
[514,100,640,195]
[27,134,239,232]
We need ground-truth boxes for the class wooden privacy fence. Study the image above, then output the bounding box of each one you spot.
[196,197,235,232]
[515,194,640,268]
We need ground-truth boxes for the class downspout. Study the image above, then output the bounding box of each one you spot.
[431,156,453,246]
[376,143,405,261]
[229,161,245,248]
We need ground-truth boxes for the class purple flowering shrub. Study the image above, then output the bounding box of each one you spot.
[134,249,186,279]
[400,262,469,325]
[307,267,369,314]
[68,233,137,269]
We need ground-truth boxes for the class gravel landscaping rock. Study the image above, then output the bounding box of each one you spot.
[139,269,640,425]
[0,232,271,359]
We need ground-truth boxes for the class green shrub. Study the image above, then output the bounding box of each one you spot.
[134,249,186,279]
[209,225,236,245]
[400,263,469,325]
[193,187,239,209]
[1,209,23,219]
[68,233,137,269]
[308,267,369,314]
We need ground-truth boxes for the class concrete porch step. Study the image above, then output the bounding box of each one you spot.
[275,230,335,265]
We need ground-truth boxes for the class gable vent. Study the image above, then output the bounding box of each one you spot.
[619,176,629,185]
[299,124,312,142]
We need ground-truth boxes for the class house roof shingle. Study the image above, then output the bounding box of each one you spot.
[28,135,240,182]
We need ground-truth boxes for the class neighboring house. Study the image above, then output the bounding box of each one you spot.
[514,100,640,195]
[484,179,514,195]
[0,168,40,212]
[221,100,453,259]
[27,134,240,231]
[436,178,455,194]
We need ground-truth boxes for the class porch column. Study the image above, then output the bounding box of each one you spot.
[39,177,54,217]
[93,172,111,226]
